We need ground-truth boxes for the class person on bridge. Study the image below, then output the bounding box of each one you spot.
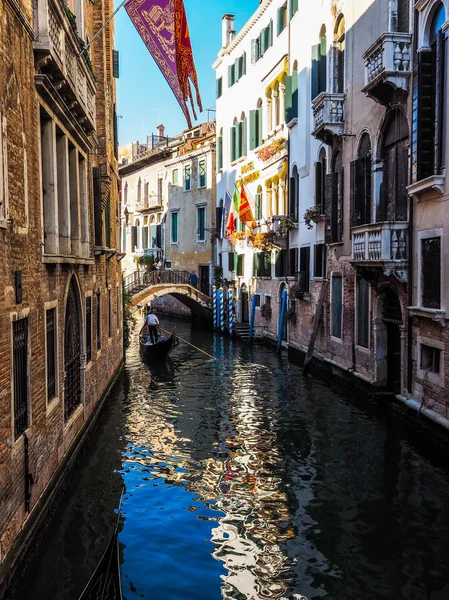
[155,259,162,283]
[145,310,160,344]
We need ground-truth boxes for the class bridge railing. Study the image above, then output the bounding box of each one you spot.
[124,269,211,297]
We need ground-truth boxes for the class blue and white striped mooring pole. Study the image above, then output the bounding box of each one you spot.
[212,286,217,330]
[249,294,257,341]
[277,290,288,352]
[228,288,234,336]
[219,288,225,333]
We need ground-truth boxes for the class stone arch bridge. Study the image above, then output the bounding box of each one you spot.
[124,270,213,319]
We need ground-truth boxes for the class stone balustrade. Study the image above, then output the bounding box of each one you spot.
[352,222,408,263]
[312,93,345,142]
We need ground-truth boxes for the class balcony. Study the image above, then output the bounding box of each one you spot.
[362,32,412,106]
[351,222,408,281]
[312,93,345,144]
[34,0,96,135]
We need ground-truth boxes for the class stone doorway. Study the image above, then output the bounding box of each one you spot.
[64,278,82,420]
[375,287,403,394]
[240,284,249,323]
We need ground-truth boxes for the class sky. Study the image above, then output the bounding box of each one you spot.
[115,0,258,146]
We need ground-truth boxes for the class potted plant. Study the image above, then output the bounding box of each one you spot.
[260,302,272,320]
[303,205,322,230]
[277,217,296,237]
[249,231,279,252]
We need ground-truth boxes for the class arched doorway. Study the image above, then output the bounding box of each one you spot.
[378,288,403,393]
[279,282,288,341]
[240,283,249,323]
[64,278,82,420]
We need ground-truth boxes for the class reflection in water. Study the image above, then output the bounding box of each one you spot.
[12,316,449,600]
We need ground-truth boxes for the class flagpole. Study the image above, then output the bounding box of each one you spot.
[77,0,128,58]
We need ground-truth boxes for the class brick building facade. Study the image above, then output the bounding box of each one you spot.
[0,0,122,581]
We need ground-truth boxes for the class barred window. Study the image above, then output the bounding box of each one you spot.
[46,309,57,400]
[421,237,441,309]
[13,318,29,439]
[86,297,92,363]
[96,292,102,350]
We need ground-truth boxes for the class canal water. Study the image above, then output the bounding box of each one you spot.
[11,317,449,600]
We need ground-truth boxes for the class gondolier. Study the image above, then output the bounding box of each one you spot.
[145,310,160,344]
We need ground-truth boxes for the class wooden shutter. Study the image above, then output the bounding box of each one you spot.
[216,77,222,99]
[228,252,235,272]
[217,136,223,170]
[422,237,441,309]
[249,110,257,150]
[112,50,119,78]
[331,172,339,243]
[414,49,434,181]
[277,7,284,36]
[319,37,327,94]
[311,44,320,100]
[314,161,322,209]
[131,226,137,250]
[257,106,263,146]
[243,117,247,157]
[338,166,344,242]
[300,247,310,292]
[434,31,445,173]
[275,250,286,277]
[242,52,247,75]
[251,39,259,63]
[237,254,244,277]
[156,224,162,247]
[289,248,298,276]
[236,122,242,159]
[269,20,273,46]
[230,127,236,162]
[228,65,234,87]
[93,166,102,246]
[264,251,272,277]
[285,75,293,122]
[260,30,266,56]
[324,174,332,244]
[255,193,262,220]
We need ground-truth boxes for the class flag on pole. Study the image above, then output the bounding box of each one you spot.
[222,190,232,238]
[124,0,202,128]
[239,183,256,230]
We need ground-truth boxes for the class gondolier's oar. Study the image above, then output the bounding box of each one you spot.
[161,328,216,360]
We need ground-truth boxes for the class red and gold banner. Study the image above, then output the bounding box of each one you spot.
[125,0,202,128]
[238,184,256,230]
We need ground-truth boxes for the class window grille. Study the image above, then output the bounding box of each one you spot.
[46,309,57,400]
[96,292,101,350]
[13,318,28,439]
[86,297,92,363]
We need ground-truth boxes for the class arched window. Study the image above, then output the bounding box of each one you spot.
[289,165,299,221]
[380,110,408,221]
[137,178,142,204]
[315,148,327,214]
[331,151,344,242]
[255,185,263,221]
[351,133,372,226]
[312,25,327,100]
[333,16,345,93]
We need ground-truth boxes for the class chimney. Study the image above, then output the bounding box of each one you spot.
[157,124,165,138]
[222,14,235,48]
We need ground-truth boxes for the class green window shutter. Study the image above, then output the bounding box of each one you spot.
[257,105,263,146]
[112,50,119,78]
[172,212,178,243]
[253,253,259,277]
[216,77,222,99]
[277,7,284,36]
[230,127,236,162]
[319,37,327,94]
[249,110,257,150]
[290,0,298,17]
[269,20,273,46]
[311,44,320,100]
[199,160,206,187]
[260,31,265,56]
[184,165,191,190]
[235,58,240,81]
[255,193,262,220]
[243,117,247,157]
[228,252,235,272]
[228,65,234,87]
[264,252,272,277]
[217,136,223,170]
[242,52,246,75]
[236,122,242,159]
[251,39,260,63]
[237,254,244,277]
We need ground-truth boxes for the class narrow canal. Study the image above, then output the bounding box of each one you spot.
[11,316,449,600]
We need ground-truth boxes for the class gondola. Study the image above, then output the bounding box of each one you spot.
[78,532,123,600]
[139,325,177,360]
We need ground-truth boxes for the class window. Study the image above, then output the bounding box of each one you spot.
[230,121,237,162]
[172,169,179,185]
[197,206,206,241]
[157,177,163,204]
[144,180,149,207]
[421,236,441,309]
[228,251,236,273]
[228,63,235,87]
[216,77,223,99]
[13,318,28,439]
[379,110,408,221]
[331,273,342,338]
[396,0,410,32]
[112,49,119,78]
[251,37,261,64]
[277,3,287,36]
[249,101,263,150]
[253,252,271,277]
[93,166,102,247]
[217,131,223,170]
[96,292,101,350]
[314,244,326,278]
[265,295,272,306]
[137,178,142,204]
[299,247,310,293]
[184,165,191,191]
[171,211,179,243]
[165,260,172,269]
[236,254,244,277]
[333,17,345,93]
[116,286,120,331]
[351,133,372,226]
[289,247,298,277]
[275,250,287,277]
[234,53,246,81]
[285,69,299,122]
[289,166,298,221]
[420,345,441,374]
[289,0,298,18]
[357,277,370,348]
[198,160,206,187]
[315,148,326,214]
[330,151,344,243]
[412,2,446,181]
[254,294,261,307]
[255,186,262,220]
[312,26,327,100]
[108,288,112,338]
[86,297,92,363]
[46,308,57,401]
